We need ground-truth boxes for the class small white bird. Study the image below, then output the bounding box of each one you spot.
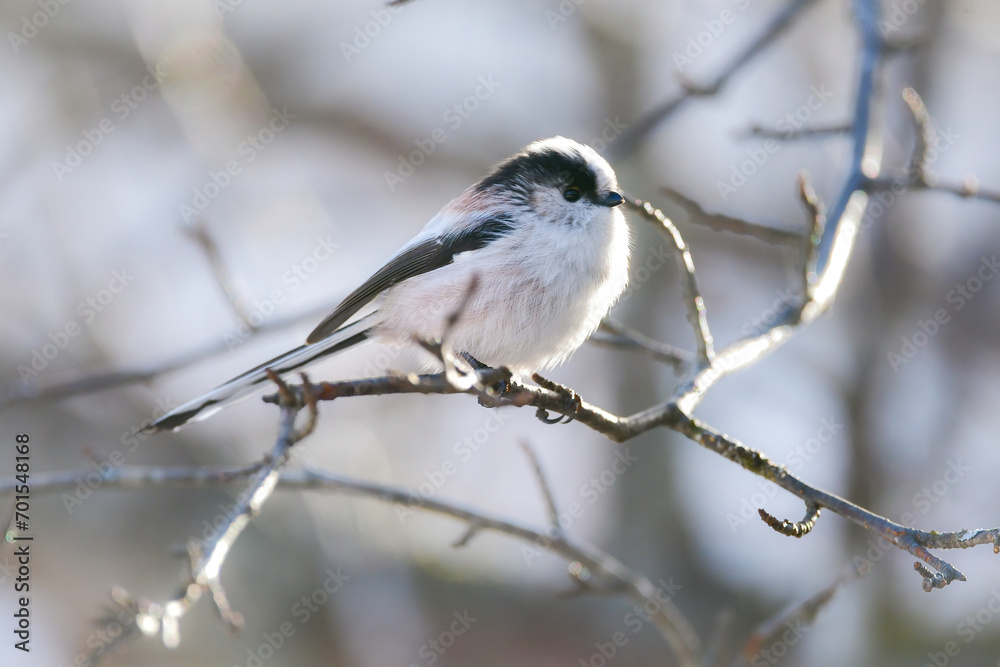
[150,136,630,432]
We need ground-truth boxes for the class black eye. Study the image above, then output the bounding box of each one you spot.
[562,187,581,203]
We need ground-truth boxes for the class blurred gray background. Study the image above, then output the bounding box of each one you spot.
[1,0,999,665]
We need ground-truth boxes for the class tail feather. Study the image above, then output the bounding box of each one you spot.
[148,317,374,433]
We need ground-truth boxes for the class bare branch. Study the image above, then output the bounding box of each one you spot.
[797,171,826,302]
[744,121,852,141]
[591,318,694,372]
[743,575,847,661]
[9,460,702,666]
[612,0,822,159]
[702,609,734,667]
[262,367,511,406]
[263,366,1000,592]
[183,219,258,333]
[416,273,485,392]
[647,0,884,418]
[625,198,715,367]
[86,374,315,657]
[672,413,998,590]
[866,174,1000,205]
[859,88,1000,206]
[861,88,1000,205]
[660,186,804,246]
[901,86,935,185]
[519,440,562,533]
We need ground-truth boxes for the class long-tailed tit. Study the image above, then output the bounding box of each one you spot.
[149,136,630,432]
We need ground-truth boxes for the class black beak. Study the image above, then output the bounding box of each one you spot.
[598,191,624,208]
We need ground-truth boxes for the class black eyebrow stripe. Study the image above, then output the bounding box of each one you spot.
[305,216,514,343]
[476,147,598,199]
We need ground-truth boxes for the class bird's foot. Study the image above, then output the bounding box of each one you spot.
[531,373,581,425]
[463,353,513,406]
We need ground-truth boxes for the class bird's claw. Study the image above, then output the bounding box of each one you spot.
[531,373,581,425]
[478,377,513,407]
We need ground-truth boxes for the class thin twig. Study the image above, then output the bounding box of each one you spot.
[742,575,848,661]
[611,0,822,159]
[519,440,562,533]
[625,198,715,367]
[660,186,804,246]
[902,87,933,185]
[416,273,484,392]
[866,175,1000,204]
[797,171,826,302]
[860,88,1000,204]
[591,318,695,372]
[183,220,258,332]
[703,609,734,667]
[745,121,853,141]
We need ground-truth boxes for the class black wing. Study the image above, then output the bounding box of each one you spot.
[306,217,513,343]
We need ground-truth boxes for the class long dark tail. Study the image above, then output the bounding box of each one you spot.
[147,317,373,433]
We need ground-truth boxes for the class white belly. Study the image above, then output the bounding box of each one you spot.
[374,210,630,376]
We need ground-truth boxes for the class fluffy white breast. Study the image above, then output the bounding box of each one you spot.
[375,201,630,376]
